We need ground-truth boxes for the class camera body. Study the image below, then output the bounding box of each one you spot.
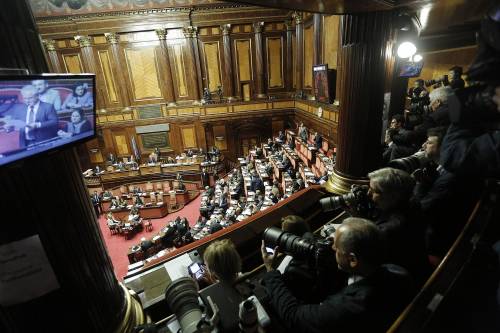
[319,184,373,216]
[425,75,449,88]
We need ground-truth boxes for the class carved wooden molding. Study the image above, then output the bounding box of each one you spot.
[292,11,303,25]
[253,21,264,33]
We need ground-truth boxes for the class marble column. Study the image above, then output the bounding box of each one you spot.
[221,24,235,101]
[253,21,266,99]
[155,28,177,106]
[325,11,396,194]
[42,39,63,73]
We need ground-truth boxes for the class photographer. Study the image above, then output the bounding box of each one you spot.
[414,127,482,259]
[261,218,414,333]
[367,168,430,285]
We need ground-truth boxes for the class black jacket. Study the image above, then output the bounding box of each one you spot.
[262,265,414,333]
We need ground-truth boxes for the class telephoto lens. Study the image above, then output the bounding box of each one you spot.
[164,277,203,333]
[263,226,315,259]
[239,299,258,333]
[319,195,345,212]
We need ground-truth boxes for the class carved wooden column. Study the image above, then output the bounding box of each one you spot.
[253,22,266,99]
[313,14,322,65]
[325,12,396,194]
[42,39,63,73]
[293,12,304,96]
[155,28,177,106]
[221,24,236,101]
[104,32,131,107]
[183,26,201,104]
[0,151,145,332]
[285,21,294,93]
[74,35,105,108]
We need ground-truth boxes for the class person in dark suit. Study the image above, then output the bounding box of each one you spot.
[201,168,210,187]
[140,237,154,252]
[12,85,58,147]
[261,218,415,333]
[250,173,264,193]
[314,131,322,150]
[91,191,102,216]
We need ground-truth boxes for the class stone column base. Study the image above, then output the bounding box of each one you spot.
[323,169,369,195]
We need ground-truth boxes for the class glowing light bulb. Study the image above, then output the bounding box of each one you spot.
[397,42,417,59]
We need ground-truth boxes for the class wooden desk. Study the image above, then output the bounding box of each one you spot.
[109,204,169,220]
[139,164,161,175]
[100,169,140,181]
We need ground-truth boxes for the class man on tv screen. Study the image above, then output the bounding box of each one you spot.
[32,79,62,112]
[12,85,58,147]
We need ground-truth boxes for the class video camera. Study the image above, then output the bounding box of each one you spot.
[319,184,373,217]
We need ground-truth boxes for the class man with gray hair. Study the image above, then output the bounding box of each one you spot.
[10,85,58,147]
[261,217,414,333]
[367,167,430,286]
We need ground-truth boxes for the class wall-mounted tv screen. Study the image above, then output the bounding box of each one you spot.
[399,61,424,78]
[0,74,96,167]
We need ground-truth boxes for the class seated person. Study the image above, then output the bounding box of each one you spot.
[140,237,154,252]
[62,83,93,110]
[110,196,121,209]
[102,190,113,200]
[278,130,286,142]
[133,194,144,207]
[118,197,128,208]
[57,108,91,138]
[203,239,242,285]
[106,212,121,227]
[128,207,141,224]
[315,170,329,184]
[261,217,415,333]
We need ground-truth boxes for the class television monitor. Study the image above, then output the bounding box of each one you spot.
[399,61,424,78]
[0,74,96,167]
[313,64,336,104]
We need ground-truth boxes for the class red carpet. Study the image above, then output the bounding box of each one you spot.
[97,194,202,280]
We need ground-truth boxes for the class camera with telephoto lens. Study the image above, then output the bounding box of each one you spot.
[425,75,449,88]
[263,226,335,270]
[319,184,373,216]
[388,150,430,174]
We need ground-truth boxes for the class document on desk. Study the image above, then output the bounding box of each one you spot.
[163,253,193,281]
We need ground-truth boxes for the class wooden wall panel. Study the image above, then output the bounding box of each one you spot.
[203,41,222,91]
[172,44,189,98]
[97,50,118,104]
[113,133,130,156]
[62,54,83,73]
[272,119,284,136]
[267,37,283,88]
[180,126,197,149]
[124,47,162,100]
[213,124,227,151]
[323,15,340,69]
[235,39,252,82]
[303,25,314,88]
